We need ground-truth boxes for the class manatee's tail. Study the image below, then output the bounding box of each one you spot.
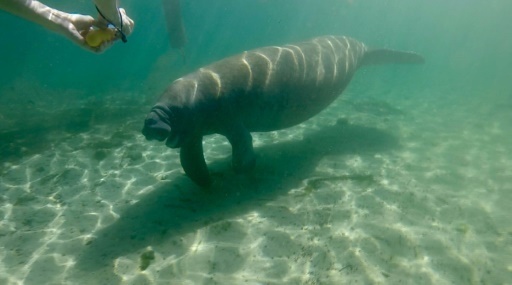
[361,48,425,65]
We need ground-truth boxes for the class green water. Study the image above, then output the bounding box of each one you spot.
[0,0,511,284]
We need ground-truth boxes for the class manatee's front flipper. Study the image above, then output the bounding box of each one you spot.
[224,123,256,173]
[180,137,211,187]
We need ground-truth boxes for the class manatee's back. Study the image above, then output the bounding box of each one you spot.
[194,36,367,131]
[185,36,423,132]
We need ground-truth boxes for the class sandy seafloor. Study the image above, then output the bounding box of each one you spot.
[0,83,511,285]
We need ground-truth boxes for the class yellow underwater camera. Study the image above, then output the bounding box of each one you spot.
[85,28,115,47]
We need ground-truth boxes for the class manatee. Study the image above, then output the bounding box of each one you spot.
[142,36,424,187]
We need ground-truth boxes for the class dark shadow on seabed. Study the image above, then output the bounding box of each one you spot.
[73,118,400,276]
[0,99,149,167]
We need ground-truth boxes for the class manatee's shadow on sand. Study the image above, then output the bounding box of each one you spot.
[74,119,400,272]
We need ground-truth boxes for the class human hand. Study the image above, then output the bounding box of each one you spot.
[96,8,134,37]
[57,12,114,53]
[1,0,118,53]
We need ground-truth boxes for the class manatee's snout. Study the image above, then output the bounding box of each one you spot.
[142,107,183,149]
[142,111,171,142]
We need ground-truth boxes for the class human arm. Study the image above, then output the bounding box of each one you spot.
[0,0,110,52]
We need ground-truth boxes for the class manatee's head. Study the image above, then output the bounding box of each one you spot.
[142,104,188,149]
